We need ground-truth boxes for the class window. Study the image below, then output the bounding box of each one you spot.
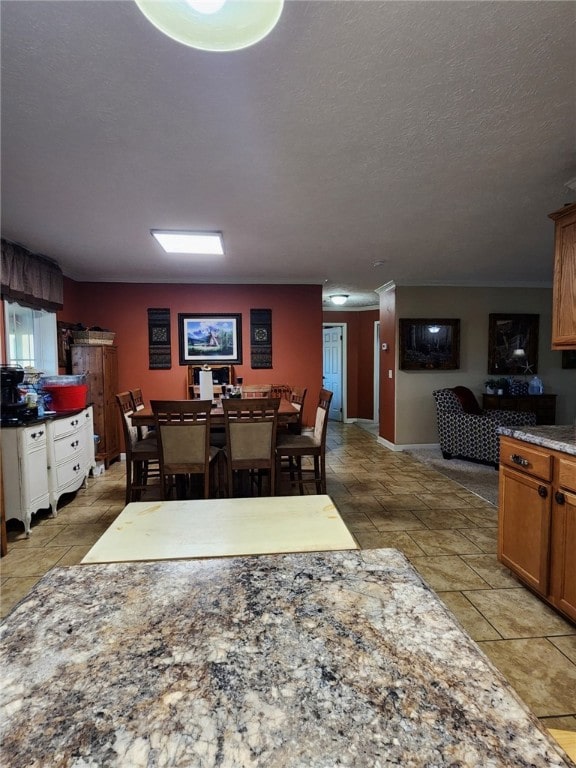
[4,300,57,374]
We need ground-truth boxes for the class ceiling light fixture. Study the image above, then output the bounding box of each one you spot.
[134,0,284,52]
[330,295,349,306]
[151,230,224,255]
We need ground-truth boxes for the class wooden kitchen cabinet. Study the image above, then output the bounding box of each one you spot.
[549,202,576,349]
[499,435,576,622]
[72,344,120,467]
[550,453,576,621]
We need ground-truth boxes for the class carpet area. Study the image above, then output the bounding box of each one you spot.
[405,447,499,506]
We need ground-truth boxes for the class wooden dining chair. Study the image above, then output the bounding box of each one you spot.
[288,386,307,434]
[116,392,160,504]
[241,384,272,398]
[151,400,221,500]
[222,398,280,497]
[275,389,333,495]
[130,387,156,440]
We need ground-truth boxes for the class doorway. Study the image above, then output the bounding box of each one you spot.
[322,323,346,421]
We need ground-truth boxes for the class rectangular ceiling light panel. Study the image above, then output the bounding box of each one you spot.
[151,230,224,255]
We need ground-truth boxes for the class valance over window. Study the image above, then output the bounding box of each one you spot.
[1,239,63,311]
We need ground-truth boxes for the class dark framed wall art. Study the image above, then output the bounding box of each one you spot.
[399,319,460,370]
[488,313,539,375]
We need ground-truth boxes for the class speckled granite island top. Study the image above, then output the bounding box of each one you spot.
[1,549,573,768]
[498,424,576,456]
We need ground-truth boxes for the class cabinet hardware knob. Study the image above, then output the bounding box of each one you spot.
[511,454,529,467]
[538,485,548,499]
[555,491,565,505]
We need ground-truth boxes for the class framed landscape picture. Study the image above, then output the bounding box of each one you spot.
[178,313,242,365]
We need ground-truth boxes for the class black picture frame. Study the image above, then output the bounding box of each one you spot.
[488,313,539,375]
[178,313,242,365]
[399,318,460,370]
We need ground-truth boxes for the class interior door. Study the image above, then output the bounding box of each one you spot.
[323,325,343,421]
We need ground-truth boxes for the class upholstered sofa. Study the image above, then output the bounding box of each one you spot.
[432,386,537,468]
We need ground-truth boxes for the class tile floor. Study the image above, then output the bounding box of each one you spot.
[1,421,575,737]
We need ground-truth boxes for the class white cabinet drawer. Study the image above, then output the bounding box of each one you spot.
[53,455,86,490]
[53,434,84,463]
[51,413,84,439]
[23,424,47,450]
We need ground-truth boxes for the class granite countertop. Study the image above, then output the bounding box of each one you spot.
[498,424,576,456]
[1,549,573,768]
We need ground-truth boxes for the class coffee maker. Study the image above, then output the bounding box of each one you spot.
[1,365,34,425]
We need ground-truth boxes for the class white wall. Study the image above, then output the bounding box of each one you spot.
[394,286,576,445]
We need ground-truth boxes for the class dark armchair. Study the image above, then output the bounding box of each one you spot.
[432,386,537,468]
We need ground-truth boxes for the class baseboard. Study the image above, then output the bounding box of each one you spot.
[376,438,440,452]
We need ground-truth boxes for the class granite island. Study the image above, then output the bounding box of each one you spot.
[1,548,574,767]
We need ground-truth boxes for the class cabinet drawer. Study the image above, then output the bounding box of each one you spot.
[500,437,552,481]
[53,455,85,489]
[53,433,84,463]
[557,454,576,493]
[22,424,47,450]
[51,413,84,439]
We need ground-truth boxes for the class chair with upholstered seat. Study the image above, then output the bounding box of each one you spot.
[275,389,333,494]
[116,391,160,504]
[151,400,221,499]
[130,387,156,440]
[432,386,537,468]
[287,386,307,434]
[222,397,280,497]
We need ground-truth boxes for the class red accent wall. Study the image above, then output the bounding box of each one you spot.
[322,310,379,419]
[59,281,323,427]
[379,287,396,442]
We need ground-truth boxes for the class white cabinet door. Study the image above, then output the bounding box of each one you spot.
[1,424,50,535]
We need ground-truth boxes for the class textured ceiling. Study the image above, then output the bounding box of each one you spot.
[1,1,575,309]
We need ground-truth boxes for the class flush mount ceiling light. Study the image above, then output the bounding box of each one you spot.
[330,295,349,306]
[134,0,284,52]
[151,230,224,255]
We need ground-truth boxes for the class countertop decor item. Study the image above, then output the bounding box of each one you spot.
[1,549,573,767]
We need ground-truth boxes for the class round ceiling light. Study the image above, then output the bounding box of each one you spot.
[330,295,349,306]
[134,0,285,52]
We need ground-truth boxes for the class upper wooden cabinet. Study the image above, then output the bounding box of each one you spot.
[549,202,576,349]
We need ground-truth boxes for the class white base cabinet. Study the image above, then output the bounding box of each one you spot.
[1,423,50,535]
[46,407,95,515]
[1,407,96,535]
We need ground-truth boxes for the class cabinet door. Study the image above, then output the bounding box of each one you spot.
[550,204,576,349]
[550,488,576,622]
[498,466,551,595]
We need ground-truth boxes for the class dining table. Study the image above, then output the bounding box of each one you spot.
[131,397,299,429]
